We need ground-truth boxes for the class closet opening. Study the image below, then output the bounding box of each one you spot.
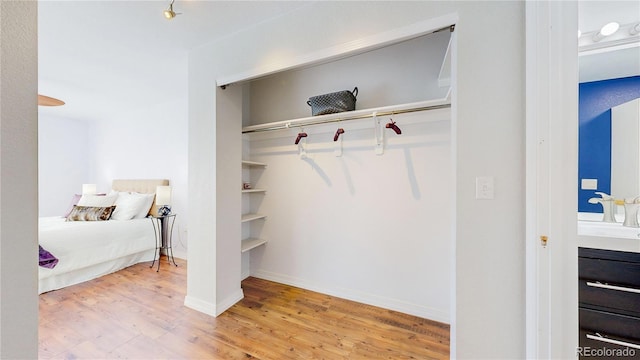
[235,26,455,327]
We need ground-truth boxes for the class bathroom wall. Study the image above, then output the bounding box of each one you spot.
[578,75,640,212]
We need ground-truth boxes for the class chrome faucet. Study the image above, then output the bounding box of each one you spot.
[623,197,640,228]
[588,192,617,223]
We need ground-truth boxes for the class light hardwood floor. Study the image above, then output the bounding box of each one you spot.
[39,257,449,359]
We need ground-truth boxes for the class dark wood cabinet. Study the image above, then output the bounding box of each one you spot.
[578,247,640,359]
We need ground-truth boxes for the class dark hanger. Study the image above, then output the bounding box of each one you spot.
[385,120,401,135]
[295,132,308,145]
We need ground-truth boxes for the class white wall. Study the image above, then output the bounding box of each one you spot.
[189,1,526,358]
[247,110,451,322]
[38,115,91,217]
[0,1,39,358]
[90,97,189,258]
[36,97,189,257]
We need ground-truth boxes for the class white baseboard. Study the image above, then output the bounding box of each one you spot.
[184,295,217,317]
[184,288,244,317]
[215,288,244,316]
[252,269,449,324]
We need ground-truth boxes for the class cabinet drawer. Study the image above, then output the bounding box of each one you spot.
[579,280,640,317]
[579,329,640,359]
[580,307,640,342]
[579,257,640,288]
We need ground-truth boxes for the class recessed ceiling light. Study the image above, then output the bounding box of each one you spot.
[630,23,640,36]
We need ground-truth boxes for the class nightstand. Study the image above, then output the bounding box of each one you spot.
[149,214,177,272]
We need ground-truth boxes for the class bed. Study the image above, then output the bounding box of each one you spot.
[38,179,169,294]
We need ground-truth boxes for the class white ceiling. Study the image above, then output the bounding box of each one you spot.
[38,1,311,122]
[38,1,640,121]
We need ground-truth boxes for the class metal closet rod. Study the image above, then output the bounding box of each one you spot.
[242,103,451,134]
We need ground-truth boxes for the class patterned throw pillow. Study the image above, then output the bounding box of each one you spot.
[66,205,116,221]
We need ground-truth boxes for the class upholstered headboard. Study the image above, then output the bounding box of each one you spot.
[112,179,169,216]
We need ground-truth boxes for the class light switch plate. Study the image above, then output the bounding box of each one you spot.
[581,178,598,190]
[476,176,494,199]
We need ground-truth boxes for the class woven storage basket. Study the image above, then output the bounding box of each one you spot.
[307,87,358,116]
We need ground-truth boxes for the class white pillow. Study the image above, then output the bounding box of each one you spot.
[133,193,155,219]
[109,192,144,220]
[77,193,117,207]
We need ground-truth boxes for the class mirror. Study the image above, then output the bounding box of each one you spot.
[577,1,640,217]
[611,98,640,201]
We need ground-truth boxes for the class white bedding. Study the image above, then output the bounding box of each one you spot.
[38,216,156,293]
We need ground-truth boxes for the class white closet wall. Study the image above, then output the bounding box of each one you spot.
[242,31,452,322]
[246,32,451,125]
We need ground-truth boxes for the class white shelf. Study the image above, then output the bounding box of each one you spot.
[242,98,450,133]
[241,238,267,253]
[242,160,267,167]
[242,213,267,223]
[242,160,267,254]
[242,188,266,194]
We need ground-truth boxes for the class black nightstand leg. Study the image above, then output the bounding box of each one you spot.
[164,215,178,267]
[150,217,161,271]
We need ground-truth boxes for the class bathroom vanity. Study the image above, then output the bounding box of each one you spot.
[578,211,640,356]
[578,247,640,356]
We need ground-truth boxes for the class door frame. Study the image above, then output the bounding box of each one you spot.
[525,1,579,358]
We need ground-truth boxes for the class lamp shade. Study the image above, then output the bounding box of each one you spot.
[156,186,172,206]
[82,184,97,195]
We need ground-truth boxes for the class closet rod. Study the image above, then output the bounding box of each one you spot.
[242,103,451,134]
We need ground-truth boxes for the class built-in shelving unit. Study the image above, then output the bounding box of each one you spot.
[241,160,267,254]
[241,238,268,253]
[241,188,266,193]
[241,213,267,223]
[242,160,267,167]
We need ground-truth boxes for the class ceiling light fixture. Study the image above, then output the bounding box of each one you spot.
[630,23,640,36]
[593,22,620,42]
[163,0,180,20]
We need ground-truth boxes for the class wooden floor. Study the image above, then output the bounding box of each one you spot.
[39,257,449,359]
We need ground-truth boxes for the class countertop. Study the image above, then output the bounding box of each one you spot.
[578,212,640,253]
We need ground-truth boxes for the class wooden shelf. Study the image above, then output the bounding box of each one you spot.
[241,238,267,253]
[242,188,266,194]
[242,213,267,223]
[242,160,267,167]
